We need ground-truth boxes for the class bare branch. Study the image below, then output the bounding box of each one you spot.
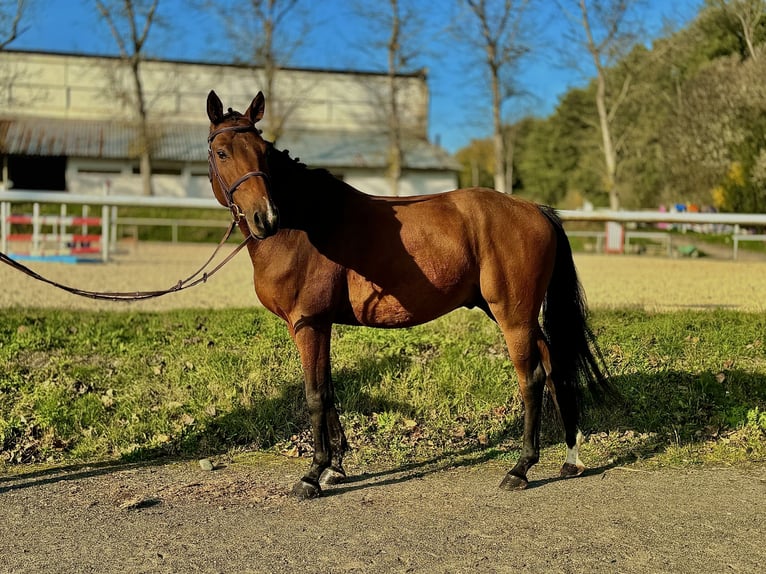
[95,0,129,57]
[93,0,161,195]
[0,0,26,50]
[607,72,632,123]
[135,0,159,52]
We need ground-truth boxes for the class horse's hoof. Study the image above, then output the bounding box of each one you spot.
[291,479,322,500]
[319,467,346,486]
[560,462,585,478]
[499,473,528,491]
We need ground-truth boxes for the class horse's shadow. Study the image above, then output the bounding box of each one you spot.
[2,364,763,495]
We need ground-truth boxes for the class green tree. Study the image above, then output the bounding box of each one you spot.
[455,138,495,189]
[707,0,766,61]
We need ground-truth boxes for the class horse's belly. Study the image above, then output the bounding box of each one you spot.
[346,273,468,328]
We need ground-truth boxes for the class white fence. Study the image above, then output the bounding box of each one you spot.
[2,190,766,261]
[559,209,766,260]
[0,190,223,261]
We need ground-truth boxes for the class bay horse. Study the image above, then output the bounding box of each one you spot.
[206,91,611,500]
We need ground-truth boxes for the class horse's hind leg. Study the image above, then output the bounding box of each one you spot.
[498,324,547,490]
[534,338,585,477]
[549,371,585,478]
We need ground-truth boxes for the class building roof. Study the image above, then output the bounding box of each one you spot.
[0,116,459,172]
[4,48,429,81]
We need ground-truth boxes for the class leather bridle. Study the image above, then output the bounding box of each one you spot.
[207,123,272,223]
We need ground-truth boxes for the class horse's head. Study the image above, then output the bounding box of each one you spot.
[206,90,279,239]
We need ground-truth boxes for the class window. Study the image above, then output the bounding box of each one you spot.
[7,155,67,191]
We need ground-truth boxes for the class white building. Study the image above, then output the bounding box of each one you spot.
[0,50,458,198]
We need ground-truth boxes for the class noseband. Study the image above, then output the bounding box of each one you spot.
[207,123,272,222]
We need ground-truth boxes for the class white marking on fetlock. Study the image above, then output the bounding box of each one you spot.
[565,430,585,469]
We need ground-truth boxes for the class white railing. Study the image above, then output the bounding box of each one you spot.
[558,209,766,260]
[0,189,226,261]
[2,189,765,260]
[0,189,221,209]
[559,209,766,226]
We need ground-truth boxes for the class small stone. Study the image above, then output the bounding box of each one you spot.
[118,496,161,510]
[198,458,214,471]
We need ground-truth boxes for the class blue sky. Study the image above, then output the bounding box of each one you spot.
[8,0,703,152]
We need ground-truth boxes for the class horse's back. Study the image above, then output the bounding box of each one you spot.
[404,187,557,257]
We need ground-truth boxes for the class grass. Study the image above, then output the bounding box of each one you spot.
[1,307,764,471]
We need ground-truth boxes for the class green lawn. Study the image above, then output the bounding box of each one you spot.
[1,308,764,470]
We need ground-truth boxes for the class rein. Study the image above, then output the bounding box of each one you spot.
[0,220,250,301]
[0,120,270,302]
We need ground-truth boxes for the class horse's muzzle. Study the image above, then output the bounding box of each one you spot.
[247,205,280,239]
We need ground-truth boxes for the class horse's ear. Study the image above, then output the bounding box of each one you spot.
[207,90,224,124]
[246,92,265,124]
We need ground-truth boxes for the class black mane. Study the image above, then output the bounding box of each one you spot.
[266,142,336,184]
[222,108,241,121]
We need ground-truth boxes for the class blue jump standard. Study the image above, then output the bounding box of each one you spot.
[8,254,102,264]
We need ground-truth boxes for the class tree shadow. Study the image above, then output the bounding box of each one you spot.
[0,458,168,494]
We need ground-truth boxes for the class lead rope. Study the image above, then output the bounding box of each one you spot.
[0,121,267,301]
[0,219,250,302]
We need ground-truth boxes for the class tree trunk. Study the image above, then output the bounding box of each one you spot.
[491,64,507,194]
[387,0,403,196]
[595,71,619,210]
[739,14,759,61]
[580,0,619,210]
[131,57,153,196]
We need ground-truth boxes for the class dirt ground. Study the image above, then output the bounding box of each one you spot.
[1,242,766,573]
[0,241,765,312]
[1,456,764,574]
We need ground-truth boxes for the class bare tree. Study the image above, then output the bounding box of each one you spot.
[713,0,765,61]
[558,0,643,210]
[208,0,307,142]
[95,0,159,196]
[351,0,427,196]
[462,0,533,194]
[0,0,25,49]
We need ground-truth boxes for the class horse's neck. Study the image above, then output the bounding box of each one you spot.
[271,152,358,234]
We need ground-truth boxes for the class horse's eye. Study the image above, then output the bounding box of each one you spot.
[216,150,227,160]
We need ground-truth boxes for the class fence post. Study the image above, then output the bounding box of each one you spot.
[101,204,110,262]
[32,202,41,256]
[59,203,67,255]
[110,205,118,252]
[1,200,7,254]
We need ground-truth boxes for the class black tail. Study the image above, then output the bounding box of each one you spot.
[538,206,615,407]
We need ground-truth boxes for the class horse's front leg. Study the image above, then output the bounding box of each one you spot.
[291,323,337,500]
[320,377,349,486]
